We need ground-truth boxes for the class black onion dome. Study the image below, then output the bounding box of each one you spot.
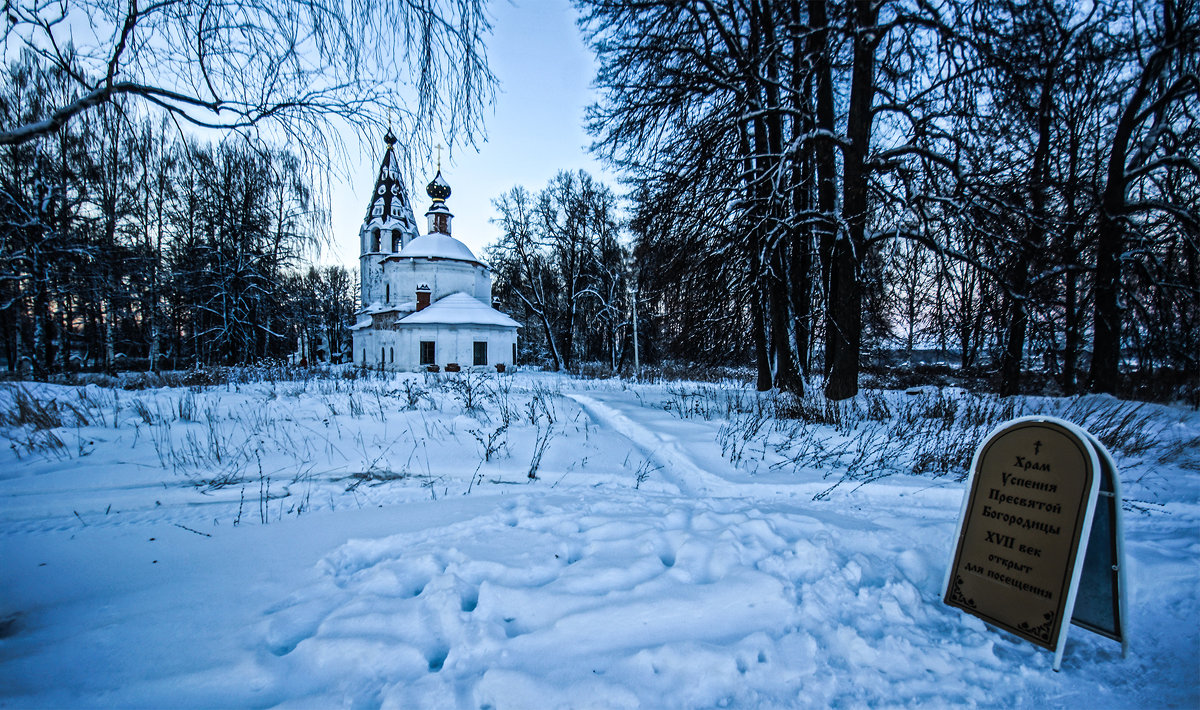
[384,128,397,146]
[426,170,451,201]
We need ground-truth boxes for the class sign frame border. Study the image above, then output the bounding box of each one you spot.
[1075,431,1129,658]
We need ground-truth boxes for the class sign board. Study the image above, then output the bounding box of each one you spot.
[944,416,1126,670]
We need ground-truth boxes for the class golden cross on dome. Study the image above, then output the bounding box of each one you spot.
[435,143,443,171]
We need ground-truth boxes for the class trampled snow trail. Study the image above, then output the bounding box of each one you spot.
[252,493,996,709]
[564,392,729,496]
[0,374,1196,708]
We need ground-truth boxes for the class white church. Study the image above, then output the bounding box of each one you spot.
[351,131,518,371]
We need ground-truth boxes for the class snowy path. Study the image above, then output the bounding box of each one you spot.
[564,392,729,496]
[0,375,1196,708]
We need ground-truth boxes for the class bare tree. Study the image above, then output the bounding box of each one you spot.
[965,0,1107,395]
[490,185,565,371]
[1089,0,1199,394]
[0,0,495,161]
[489,173,627,372]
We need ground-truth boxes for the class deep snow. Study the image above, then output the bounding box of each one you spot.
[0,371,1196,709]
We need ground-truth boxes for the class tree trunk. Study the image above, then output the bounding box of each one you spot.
[1062,269,1079,394]
[1090,18,1178,394]
[826,0,878,401]
[1000,67,1055,396]
[809,0,838,376]
[739,118,773,392]
[783,0,813,395]
[1059,113,1085,395]
[1090,210,1124,394]
[769,244,798,391]
[757,0,799,393]
[789,202,812,393]
[33,264,50,377]
[825,233,861,400]
[998,277,1028,396]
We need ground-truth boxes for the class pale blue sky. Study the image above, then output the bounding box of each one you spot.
[326,1,613,269]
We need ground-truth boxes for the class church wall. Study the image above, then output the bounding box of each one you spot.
[412,325,515,369]
[359,223,416,307]
[354,328,407,370]
[381,259,491,306]
[474,270,491,301]
[359,254,383,307]
[353,328,376,368]
[354,325,516,371]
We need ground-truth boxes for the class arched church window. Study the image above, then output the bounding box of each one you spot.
[371,228,381,251]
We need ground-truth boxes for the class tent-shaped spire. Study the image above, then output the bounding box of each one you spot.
[361,129,420,253]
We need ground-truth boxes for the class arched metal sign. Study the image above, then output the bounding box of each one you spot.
[943,416,1127,670]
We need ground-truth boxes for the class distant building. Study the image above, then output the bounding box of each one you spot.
[351,131,518,370]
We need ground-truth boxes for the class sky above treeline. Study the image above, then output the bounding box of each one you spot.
[326,1,613,269]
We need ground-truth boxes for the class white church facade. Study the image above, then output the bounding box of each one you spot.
[351,131,518,371]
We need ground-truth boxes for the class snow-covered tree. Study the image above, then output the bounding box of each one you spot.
[0,0,495,162]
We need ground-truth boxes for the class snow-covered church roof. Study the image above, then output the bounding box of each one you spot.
[397,233,484,264]
[399,292,519,328]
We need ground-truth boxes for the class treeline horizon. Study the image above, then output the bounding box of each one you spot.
[1,0,1196,406]
[561,0,1196,401]
[0,55,357,375]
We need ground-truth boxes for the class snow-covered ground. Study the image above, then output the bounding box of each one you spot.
[0,370,1196,709]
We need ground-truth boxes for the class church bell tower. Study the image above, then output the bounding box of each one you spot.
[359,129,420,308]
